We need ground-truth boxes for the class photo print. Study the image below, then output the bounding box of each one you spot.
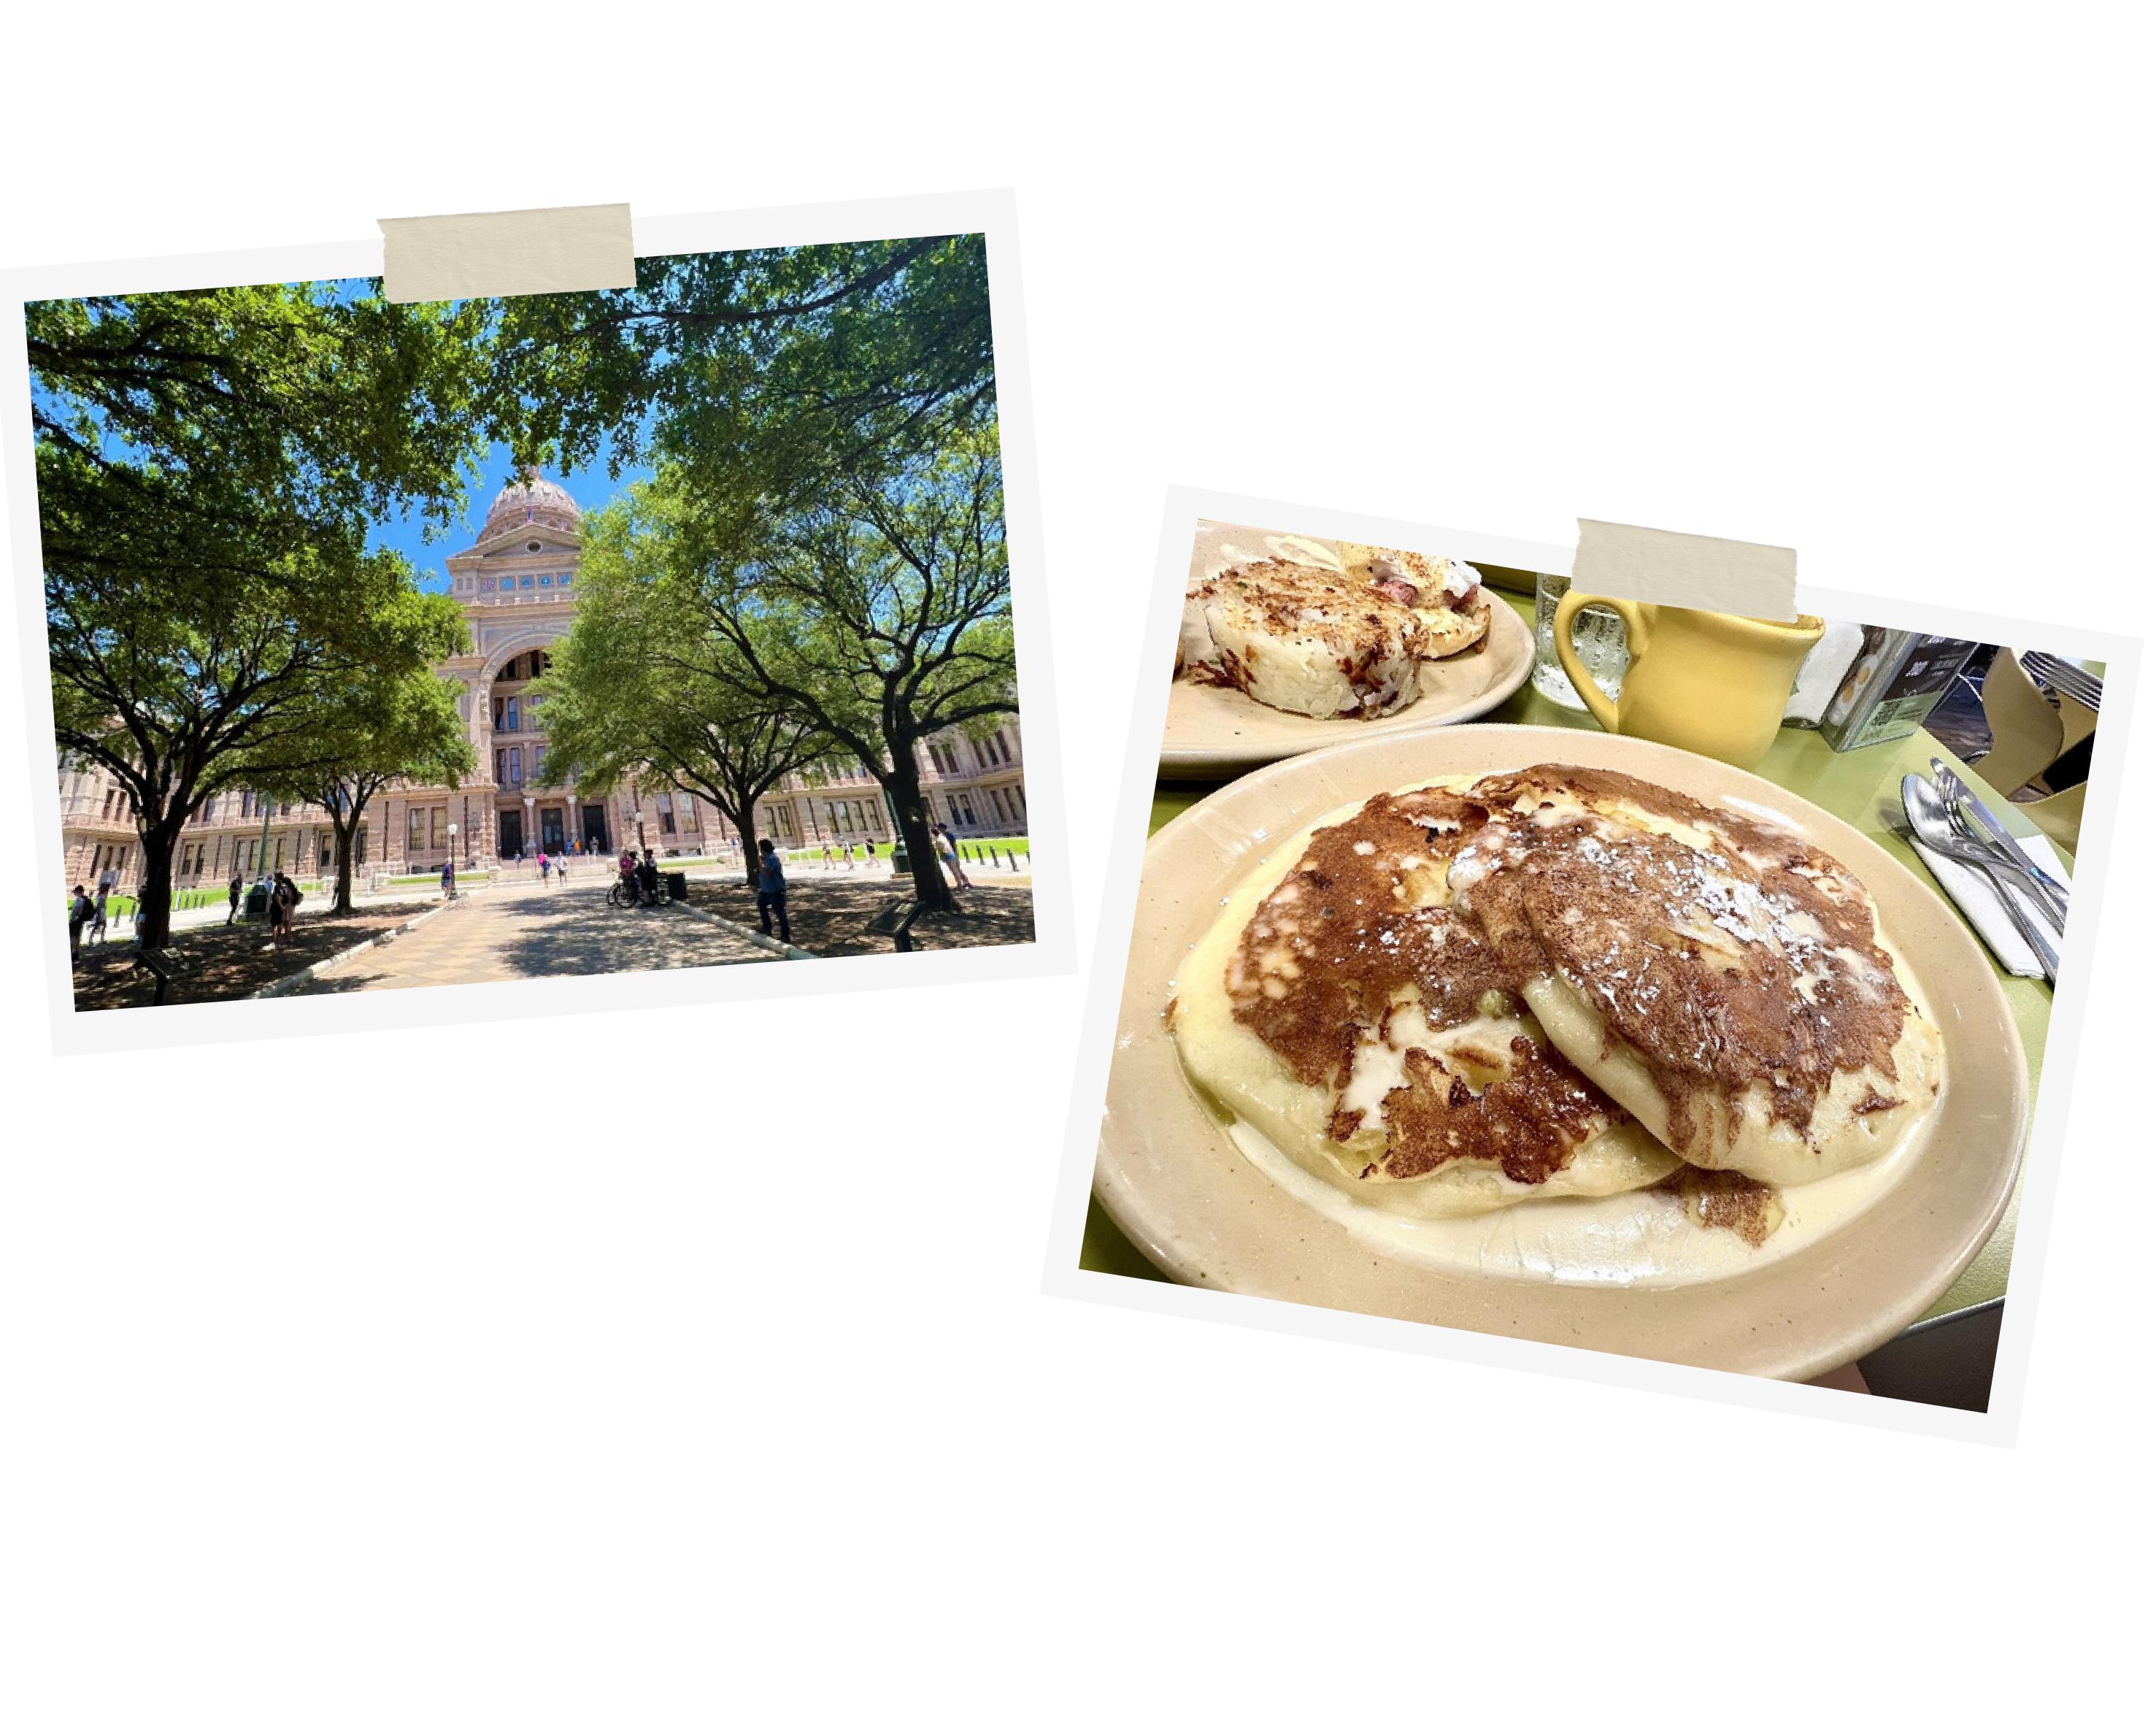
[8,194,1066,1047]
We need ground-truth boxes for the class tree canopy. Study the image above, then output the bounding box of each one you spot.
[32,281,493,944]
[499,233,1015,912]
[489,234,996,542]
[584,433,1013,910]
[246,610,476,912]
[532,492,830,885]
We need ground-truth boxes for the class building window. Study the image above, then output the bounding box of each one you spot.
[505,696,519,733]
[657,794,676,835]
[508,747,523,785]
[431,807,447,849]
[240,790,253,818]
[409,808,427,853]
[679,798,697,831]
[494,748,507,784]
[538,574,552,587]
[531,744,547,783]
[519,575,535,589]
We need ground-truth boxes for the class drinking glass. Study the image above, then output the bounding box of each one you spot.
[1531,571,1629,710]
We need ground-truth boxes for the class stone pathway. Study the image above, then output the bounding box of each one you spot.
[288,875,774,994]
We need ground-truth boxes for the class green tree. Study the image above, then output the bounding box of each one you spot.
[486,235,1013,914]
[31,282,491,947]
[490,235,994,505]
[682,431,1015,913]
[247,603,477,913]
[534,497,830,886]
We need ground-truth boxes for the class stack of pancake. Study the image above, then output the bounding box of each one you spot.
[1170,766,1945,1244]
[1178,542,1490,719]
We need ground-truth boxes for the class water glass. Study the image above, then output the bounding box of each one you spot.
[1531,571,1629,710]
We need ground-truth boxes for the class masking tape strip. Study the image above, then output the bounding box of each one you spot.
[378,203,636,303]
[1571,518,1798,622]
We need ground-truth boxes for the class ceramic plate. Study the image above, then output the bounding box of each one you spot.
[1095,725,2028,1380]
[1161,523,1537,780]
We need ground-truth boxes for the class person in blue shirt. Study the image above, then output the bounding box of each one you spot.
[756,838,791,943]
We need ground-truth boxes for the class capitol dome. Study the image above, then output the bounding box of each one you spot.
[480,466,581,539]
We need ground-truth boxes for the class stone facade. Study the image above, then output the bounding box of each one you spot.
[55,471,1028,894]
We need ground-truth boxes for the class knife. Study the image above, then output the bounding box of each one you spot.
[1929,756,2071,929]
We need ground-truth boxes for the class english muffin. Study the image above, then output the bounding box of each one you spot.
[1335,542,1491,658]
[1181,557,1427,719]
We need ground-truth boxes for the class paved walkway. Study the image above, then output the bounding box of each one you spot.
[288,875,774,994]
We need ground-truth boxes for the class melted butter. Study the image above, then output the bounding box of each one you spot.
[1224,1071,1936,1286]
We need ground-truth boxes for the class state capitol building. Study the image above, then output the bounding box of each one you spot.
[55,472,1029,892]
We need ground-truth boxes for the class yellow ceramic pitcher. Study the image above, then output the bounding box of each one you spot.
[1553,592,1825,769]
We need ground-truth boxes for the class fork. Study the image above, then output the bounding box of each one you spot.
[2021,649,2103,712]
[1928,760,2071,931]
[1889,790,2059,983]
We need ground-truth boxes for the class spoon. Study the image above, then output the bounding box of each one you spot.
[1901,774,2057,983]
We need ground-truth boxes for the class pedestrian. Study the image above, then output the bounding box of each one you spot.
[440,858,455,900]
[618,847,637,901]
[67,885,94,956]
[755,838,792,944]
[841,842,853,870]
[935,823,971,890]
[266,871,292,948]
[637,847,661,907]
[540,851,553,885]
[227,871,244,925]
[822,842,834,869]
[557,850,569,882]
[98,859,119,900]
[91,883,111,945]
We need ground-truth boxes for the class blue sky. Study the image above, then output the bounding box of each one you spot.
[366,438,651,592]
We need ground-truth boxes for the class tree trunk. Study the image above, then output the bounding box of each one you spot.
[136,818,181,950]
[883,746,954,913]
[730,809,759,887]
[331,811,358,914]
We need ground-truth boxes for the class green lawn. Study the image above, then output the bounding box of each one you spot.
[783,835,1029,867]
[72,885,236,921]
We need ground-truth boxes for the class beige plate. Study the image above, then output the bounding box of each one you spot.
[1096,725,2029,1380]
[1162,524,1536,780]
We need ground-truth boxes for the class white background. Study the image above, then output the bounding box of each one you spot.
[1,4,2149,1720]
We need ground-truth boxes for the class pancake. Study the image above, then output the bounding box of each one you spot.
[1335,542,1492,658]
[1441,767,1945,1186]
[1170,784,1682,1219]
[1182,557,1426,718]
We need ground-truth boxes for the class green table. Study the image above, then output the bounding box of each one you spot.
[1081,589,2052,1325]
